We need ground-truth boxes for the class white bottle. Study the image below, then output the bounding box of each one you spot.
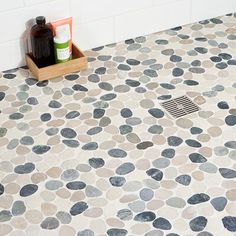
[53,25,70,63]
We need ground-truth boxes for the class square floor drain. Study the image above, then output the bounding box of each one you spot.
[160,95,200,119]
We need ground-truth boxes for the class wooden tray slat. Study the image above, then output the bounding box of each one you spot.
[26,43,88,81]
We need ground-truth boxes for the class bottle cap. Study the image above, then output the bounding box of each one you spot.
[36,16,46,25]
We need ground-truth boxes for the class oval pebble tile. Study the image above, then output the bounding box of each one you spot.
[61,169,79,181]
[32,145,50,154]
[14,163,35,174]
[161,149,175,159]
[222,216,236,232]
[146,168,163,181]
[137,141,153,150]
[153,217,172,230]
[82,142,98,150]
[11,201,26,216]
[77,229,94,236]
[46,180,63,191]
[117,209,133,221]
[148,125,163,134]
[128,200,145,212]
[134,211,156,222]
[210,197,227,211]
[66,181,86,190]
[167,136,183,146]
[139,188,154,201]
[107,228,128,236]
[166,197,186,208]
[185,139,202,148]
[189,153,207,163]
[109,176,126,187]
[88,158,105,169]
[148,109,164,118]
[219,168,236,179]
[153,158,170,169]
[0,210,12,222]
[225,115,236,126]
[116,163,135,175]
[224,141,236,149]
[19,184,38,197]
[56,211,72,224]
[0,183,4,195]
[190,127,203,134]
[70,202,88,216]
[108,149,127,158]
[187,193,210,205]
[85,185,102,197]
[40,217,59,230]
[62,140,80,148]
[189,216,207,232]
[199,163,217,173]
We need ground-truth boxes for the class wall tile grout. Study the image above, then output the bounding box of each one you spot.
[1,0,236,70]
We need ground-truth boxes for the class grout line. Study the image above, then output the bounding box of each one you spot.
[0,0,58,14]
[189,0,193,23]
[68,0,72,16]
[112,17,116,43]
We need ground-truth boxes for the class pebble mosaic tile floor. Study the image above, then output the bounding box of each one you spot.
[0,13,236,236]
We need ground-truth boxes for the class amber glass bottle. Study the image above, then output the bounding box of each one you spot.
[30,16,55,68]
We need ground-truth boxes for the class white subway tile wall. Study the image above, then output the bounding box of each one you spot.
[114,0,191,42]
[1,0,236,70]
[191,0,236,22]
[0,1,24,12]
[73,18,114,51]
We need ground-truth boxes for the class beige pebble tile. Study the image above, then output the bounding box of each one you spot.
[119,194,139,203]
[40,190,56,202]
[10,217,27,230]
[89,219,107,234]
[155,189,173,200]
[106,218,125,228]
[70,191,86,202]
[192,170,205,181]
[25,210,43,224]
[157,206,179,220]
[226,202,236,215]
[9,230,25,236]
[83,207,103,218]
[87,198,108,207]
[59,225,76,236]
[106,188,123,200]
[0,224,13,236]
[131,223,150,234]
[198,204,214,216]
[5,183,20,194]
[96,168,114,178]
[147,200,164,210]
[31,173,47,184]
[181,206,197,219]
[0,195,13,209]
[96,179,110,191]
[226,189,236,201]
[56,188,71,199]
[199,147,212,157]
[41,202,57,216]
[135,159,150,170]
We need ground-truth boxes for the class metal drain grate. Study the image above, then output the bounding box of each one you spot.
[160,95,200,119]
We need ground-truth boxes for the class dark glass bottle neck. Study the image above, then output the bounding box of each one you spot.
[37,22,45,27]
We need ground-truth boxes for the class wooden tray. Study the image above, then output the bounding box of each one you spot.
[26,43,88,81]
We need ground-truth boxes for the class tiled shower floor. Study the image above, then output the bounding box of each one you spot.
[0,13,236,236]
